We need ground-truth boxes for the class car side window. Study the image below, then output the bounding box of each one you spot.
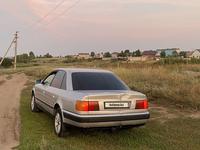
[43,73,56,86]
[61,74,67,90]
[51,71,65,89]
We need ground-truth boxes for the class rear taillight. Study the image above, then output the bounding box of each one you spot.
[135,100,148,109]
[76,101,99,111]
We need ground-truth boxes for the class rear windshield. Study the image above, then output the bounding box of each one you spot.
[72,72,128,90]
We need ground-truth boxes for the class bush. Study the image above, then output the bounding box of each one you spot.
[63,57,78,63]
[1,58,13,68]
[17,54,30,63]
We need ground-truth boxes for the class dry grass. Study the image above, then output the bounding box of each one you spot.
[1,59,200,110]
[112,65,200,110]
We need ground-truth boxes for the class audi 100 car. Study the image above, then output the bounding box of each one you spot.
[31,68,150,137]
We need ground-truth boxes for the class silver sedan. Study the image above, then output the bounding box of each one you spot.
[31,68,150,137]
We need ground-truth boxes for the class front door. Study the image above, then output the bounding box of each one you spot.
[36,72,57,112]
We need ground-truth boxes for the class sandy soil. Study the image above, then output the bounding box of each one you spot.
[150,103,200,123]
[0,74,27,150]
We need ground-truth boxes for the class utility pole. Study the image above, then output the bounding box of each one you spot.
[0,31,19,68]
[14,31,19,70]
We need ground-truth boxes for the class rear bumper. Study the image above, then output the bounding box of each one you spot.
[63,110,150,128]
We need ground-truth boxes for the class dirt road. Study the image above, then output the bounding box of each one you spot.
[0,74,27,150]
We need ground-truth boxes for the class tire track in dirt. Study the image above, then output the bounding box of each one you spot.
[0,74,27,150]
[150,103,200,124]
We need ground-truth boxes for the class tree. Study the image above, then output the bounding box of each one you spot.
[103,52,111,58]
[17,53,30,63]
[160,51,166,58]
[43,53,53,58]
[172,51,178,57]
[135,49,141,57]
[90,52,95,58]
[132,51,136,57]
[179,51,187,58]
[1,58,13,68]
[29,51,35,59]
[118,51,126,57]
[124,49,131,57]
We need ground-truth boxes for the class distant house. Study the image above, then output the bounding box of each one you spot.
[187,49,200,59]
[186,51,193,58]
[156,48,181,57]
[165,50,177,57]
[77,53,90,59]
[95,53,103,59]
[155,50,161,59]
[111,52,119,59]
[142,50,157,60]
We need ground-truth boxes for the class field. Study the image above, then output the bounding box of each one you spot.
[1,58,200,150]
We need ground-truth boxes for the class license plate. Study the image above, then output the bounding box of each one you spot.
[104,102,130,109]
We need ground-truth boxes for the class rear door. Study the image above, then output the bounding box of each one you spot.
[44,71,66,110]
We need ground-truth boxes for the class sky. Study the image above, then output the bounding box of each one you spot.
[0,0,200,56]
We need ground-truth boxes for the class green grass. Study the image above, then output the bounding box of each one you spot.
[19,83,200,150]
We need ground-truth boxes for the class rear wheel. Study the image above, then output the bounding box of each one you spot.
[54,108,66,137]
[31,95,39,112]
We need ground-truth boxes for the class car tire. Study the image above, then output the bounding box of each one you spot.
[31,95,39,112]
[54,108,66,137]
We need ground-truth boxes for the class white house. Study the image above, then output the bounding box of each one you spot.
[77,53,90,59]
[95,53,104,59]
[111,52,119,59]
[188,49,200,59]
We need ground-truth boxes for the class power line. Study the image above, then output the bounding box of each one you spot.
[45,0,81,26]
[31,0,67,27]
[18,0,81,46]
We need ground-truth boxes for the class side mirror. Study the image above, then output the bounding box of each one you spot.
[35,79,42,84]
[42,80,50,86]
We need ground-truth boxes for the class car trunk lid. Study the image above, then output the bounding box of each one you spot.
[79,90,147,115]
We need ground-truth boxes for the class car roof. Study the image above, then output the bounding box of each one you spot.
[55,68,113,73]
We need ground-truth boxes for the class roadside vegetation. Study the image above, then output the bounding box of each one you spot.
[1,58,200,149]
[113,65,200,110]
[15,58,200,110]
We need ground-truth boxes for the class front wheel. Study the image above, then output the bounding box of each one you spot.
[54,109,66,137]
[31,95,39,112]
